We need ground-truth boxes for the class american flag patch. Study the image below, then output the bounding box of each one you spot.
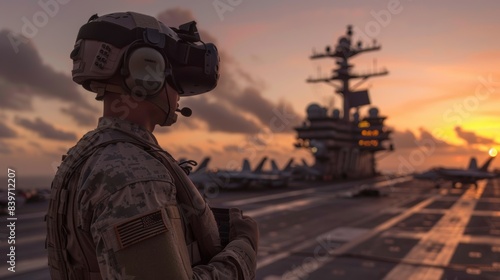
[115,210,168,249]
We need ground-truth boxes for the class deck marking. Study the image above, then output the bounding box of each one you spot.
[259,193,436,276]
[383,182,486,280]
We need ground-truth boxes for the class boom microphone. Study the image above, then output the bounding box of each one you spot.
[176,107,192,117]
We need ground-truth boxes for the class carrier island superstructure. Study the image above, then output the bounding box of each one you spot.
[294,25,393,180]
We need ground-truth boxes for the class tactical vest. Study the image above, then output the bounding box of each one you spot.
[46,126,221,280]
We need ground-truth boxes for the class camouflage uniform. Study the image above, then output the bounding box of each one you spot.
[46,117,256,279]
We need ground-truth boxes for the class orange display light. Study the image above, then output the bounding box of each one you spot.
[361,130,380,137]
[358,140,380,147]
[358,121,370,128]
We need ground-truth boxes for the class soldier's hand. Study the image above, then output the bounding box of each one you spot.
[229,208,259,253]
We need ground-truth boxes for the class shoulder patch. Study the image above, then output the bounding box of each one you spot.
[115,209,168,249]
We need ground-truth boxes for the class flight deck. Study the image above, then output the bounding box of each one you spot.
[2,177,499,280]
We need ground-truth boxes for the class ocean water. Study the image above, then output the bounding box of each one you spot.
[0,175,53,190]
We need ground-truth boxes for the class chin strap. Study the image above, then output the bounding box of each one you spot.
[91,81,177,126]
[147,89,177,126]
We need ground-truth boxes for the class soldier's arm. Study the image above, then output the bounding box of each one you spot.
[192,235,257,279]
[90,180,256,279]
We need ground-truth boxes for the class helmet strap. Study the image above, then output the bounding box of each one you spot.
[92,81,177,126]
[90,81,127,100]
[147,87,177,126]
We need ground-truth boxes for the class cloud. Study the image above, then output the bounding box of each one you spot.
[223,144,241,153]
[182,97,261,133]
[156,8,301,134]
[29,141,42,148]
[60,105,97,126]
[157,7,196,28]
[229,87,300,132]
[418,128,454,148]
[0,140,12,154]
[0,121,17,138]
[234,68,266,89]
[187,144,203,155]
[0,30,95,109]
[0,79,34,111]
[0,30,98,128]
[15,117,77,141]
[454,126,498,145]
[391,129,419,150]
[391,128,456,150]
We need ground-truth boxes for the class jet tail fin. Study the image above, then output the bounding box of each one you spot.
[283,158,294,172]
[242,159,252,172]
[254,157,268,173]
[271,160,280,172]
[480,156,496,172]
[468,157,478,170]
[194,157,211,173]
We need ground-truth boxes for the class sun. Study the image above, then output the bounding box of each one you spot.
[489,148,498,157]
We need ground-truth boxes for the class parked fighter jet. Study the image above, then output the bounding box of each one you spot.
[189,157,290,189]
[218,157,291,188]
[290,159,322,180]
[250,158,293,188]
[186,157,215,189]
[270,158,294,176]
[414,151,497,188]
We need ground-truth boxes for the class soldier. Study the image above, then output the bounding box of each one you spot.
[46,12,258,279]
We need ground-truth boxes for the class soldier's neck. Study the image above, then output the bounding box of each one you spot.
[102,96,160,133]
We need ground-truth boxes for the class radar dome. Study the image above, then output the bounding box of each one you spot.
[339,37,350,48]
[368,107,379,118]
[353,111,360,122]
[332,109,340,119]
[307,103,327,119]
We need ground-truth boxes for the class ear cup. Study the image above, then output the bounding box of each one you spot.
[124,47,166,96]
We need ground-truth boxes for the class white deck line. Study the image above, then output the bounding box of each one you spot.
[383,182,486,280]
[259,193,437,277]
[227,176,412,207]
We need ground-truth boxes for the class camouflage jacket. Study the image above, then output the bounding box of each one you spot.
[46,117,256,280]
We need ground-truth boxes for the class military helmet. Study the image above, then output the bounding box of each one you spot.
[70,11,219,98]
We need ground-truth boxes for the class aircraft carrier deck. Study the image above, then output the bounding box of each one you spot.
[3,177,500,279]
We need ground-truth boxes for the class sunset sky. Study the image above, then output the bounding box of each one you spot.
[1,0,499,177]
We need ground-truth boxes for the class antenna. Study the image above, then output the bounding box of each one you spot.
[328,96,335,111]
[306,25,388,121]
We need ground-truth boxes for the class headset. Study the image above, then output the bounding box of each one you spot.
[122,45,168,97]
